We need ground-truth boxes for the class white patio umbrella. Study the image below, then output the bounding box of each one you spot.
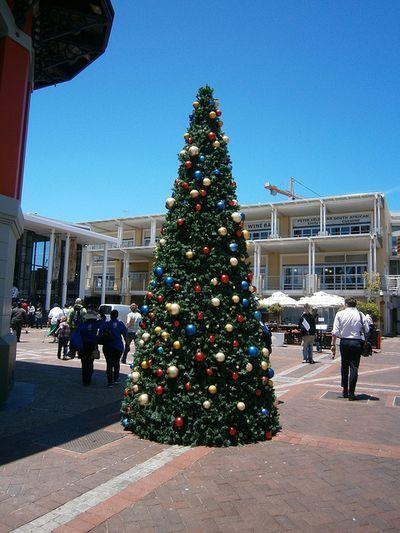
[258,291,300,308]
[298,291,344,308]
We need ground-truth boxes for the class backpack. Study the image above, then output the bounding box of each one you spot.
[72,308,83,327]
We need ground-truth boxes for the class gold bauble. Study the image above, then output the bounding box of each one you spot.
[172,340,181,350]
[186,250,194,259]
[188,145,199,156]
[232,294,240,303]
[237,401,245,411]
[230,257,238,267]
[222,135,229,144]
[184,132,190,139]
[203,400,211,409]
[218,226,227,236]
[261,361,268,370]
[165,303,172,311]
[159,238,166,246]
[161,331,170,340]
[262,347,269,357]
[141,360,149,370]
[211,297,221,307]
[246,363,253,372]
[165,197,175,209]
[138,339,145,347]
[225,323,234,332]
[211,277,218,286]
[209,111,217,119]
[138,393,149,406]
[213,140,220,148]
[167,365,179,378]
[132,384,139,393]
[231,212,242,223]
[154,326,162,335]
[242,229,250,240]
[131,371,141,383]
[179,150,186,158]
[190,189,199,198]
[202,177,211,187]
[208,385,217,394]
[269,380,274,387]
[193,101,200,108]
[170,303,181,315]
[215,351,225,362]
[141,332,150,342]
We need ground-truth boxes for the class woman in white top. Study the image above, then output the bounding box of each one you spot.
[121,303,142,364]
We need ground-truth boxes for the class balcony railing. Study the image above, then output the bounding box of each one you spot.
[86,276,121,293]
[129,272,150,292]
[383,275,400,294]
[258,273,366,294]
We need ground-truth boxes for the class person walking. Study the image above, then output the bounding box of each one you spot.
[331,297,370,400]
[56,316,70,359]
[298,304,316,364]
[259,312,272,355]
[35,303,43,328]
[67,298,87,358]
[21,300,29,333]
[121,303,142,364]
[10,302,27,342]
[99,309,127,388]
[76,308,103,386]
[47,303,64,342]
[27,302,35,328]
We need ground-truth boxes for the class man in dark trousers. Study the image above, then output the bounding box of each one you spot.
[331,297,370,400]
[10,302,27,342]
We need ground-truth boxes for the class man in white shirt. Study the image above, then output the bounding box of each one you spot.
[47,303,65,342]
[121,303,142,364]
[331,297,370,400]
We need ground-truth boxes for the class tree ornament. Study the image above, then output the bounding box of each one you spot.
[164,276,174,286]
[194,284,202,293]
[213,140,220,148]
[247,345,259,357]
[209,111,217,119]
[208,131,216,141]
[246,363,253,372]
[159,238,166,246]
[208,385,217,394]
[195,203,202,212]
[222,135,229,144]
[235,229,242,237]
[203,177,211,187]
[225,323,234,332]
[209,334,216,343]
[173,341,181,350]
[255,389,262,397]
[185,382,192,391]
[138,393,149,406]
[221,274,229,283]
[215,351,225,362]
[131,371,141,383]
[138,339,145,347]
[182,181,189,189]
[185,324,197,336]
[156,346,164,355]
[218,226,228,236]
[202,246,210,255]
[229,242,238,252]
[195,350,205,362]
[233,340,239,348]
[192,101,200,108]
[216,109,222,116]
[179,150,186,158]
[261,347,269,356]
[167,365,179,378]
[199,188,207,197]
[194,170,202,179]
[267,368,275,378]
[154,266,164,277]
[199,155,205,162]
[173,283,181,291]
[205,367,213,376]
[184,160,192,169]
[265,431,272,441]
[154,326,162,335]
[232,371,239,380]
[141,332,150,342]
[177,218,185,226]
[184,132,190,140]
[261,408,269,416]
[231,212,242,223]
[132,384,139,393]
[230,257,238,267]
[228,426,237,436]
[249,285,257,293]
[185,250,194,259]
[242,229,250,240]
[190,189,199,198]
[240,281,249,290]
[157,295,164,303]
[140,304,149,315]
[174,416,185,428]
[161,331,170,340]
[231,294,240,303]
[155,368,164,377]
[211,297,221,307]
[242,298,249,307]
[261,361,268,370]
[146,291,154,299]
[216,200,225,211]
[173,320,180,327]
[237,402,245,411]
[166,197,175,209]
[236,314,245,323]
[155,385,164,395]
[165,302,172,311]
[188,145,199,156]
[141,360,149,370]
[169,303,181,315]
[203,400,211,409]
[122,418,129,428]
[211,277,218,286]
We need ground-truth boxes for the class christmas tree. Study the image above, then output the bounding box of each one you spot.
[121,86,280,446]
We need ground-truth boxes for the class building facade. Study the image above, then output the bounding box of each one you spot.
[81,192,400,335]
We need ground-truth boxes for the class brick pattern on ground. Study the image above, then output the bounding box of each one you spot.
[0,330,399,532]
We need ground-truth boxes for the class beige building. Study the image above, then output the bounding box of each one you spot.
[81,192,400,335]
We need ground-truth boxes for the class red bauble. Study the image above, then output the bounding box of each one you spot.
[174,283,181,291]
[205,368,213,376]
[182,181,189,190]
[221,274,229,283]
[208,131,216,141]
[232,371,239,380]
[209,335,216,343]
[177,218,185,226]
[157,295,164,303]
[195,350,205,362]
[231,181,237,188]
[265,431,272,441]
[247,273,253,282]
[148,358,153,367]
[124,389,129,397]
[200,189,207,197]
[228,200,236,207]
[197,311,204,320]
[155,368,164,378]
[140,321,147,329]
[195,203,202,212]
[235,230,242,237]
[194,284,202,293]
[233,340,239,348]
[202,246,210,255]
[187,137,192,144]
[184,161,192,169]
[185,382,192,391]
[155,385,164,395]
[216,109,222,116]
[255,389,262,397]
[236,314,245,323]
[174,417,185,428]
[228,426,237,436]
[173,320,180,327]
[161,227,166,235]
[146,291,153,299]
[148,312,154,321]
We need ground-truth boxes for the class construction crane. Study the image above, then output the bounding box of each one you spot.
[264,177,304,200]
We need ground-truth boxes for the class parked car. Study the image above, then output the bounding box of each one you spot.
[98,304,131,324]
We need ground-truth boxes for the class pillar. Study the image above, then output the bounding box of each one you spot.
[61,234,70,307]
[122,251,130,304]
[319,201,327,235]
[78,245,87,299]
[117,222,123,247]
[368,237,373,275]
[45,229,55,311]
[150,218,157,246]
[101,243,108,305]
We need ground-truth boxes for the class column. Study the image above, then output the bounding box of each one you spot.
[61,234,70,307]
[270,207,278,238]
[45,229,55,311]
[150,218,157,246]
[308,239,312,294]
[78,245,87,299]
[376,195,381,236]
[368,237,373,274]
[373,195,378,234]
[101,243,108,305]
[122,251,130,304]
[372,237,377,272]
[311,241,316,292]
[117,222,123,247]
[319,201,327,235]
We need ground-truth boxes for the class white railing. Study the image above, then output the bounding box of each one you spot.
[129,273,149,292]
[384,275,400,294]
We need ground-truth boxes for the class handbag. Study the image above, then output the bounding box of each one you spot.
[359,312,373,357]
[96,325,114,345]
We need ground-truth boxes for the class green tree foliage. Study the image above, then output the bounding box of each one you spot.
[121,86,280,446]
[358,300,382,322]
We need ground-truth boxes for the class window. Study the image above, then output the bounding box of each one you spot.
[282,263,367,291]
[249,230,270,240]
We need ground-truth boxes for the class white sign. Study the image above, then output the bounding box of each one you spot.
[246,220,271,231]
[292,213,371,228]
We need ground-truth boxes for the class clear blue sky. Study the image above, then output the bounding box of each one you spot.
[22,0,400,221]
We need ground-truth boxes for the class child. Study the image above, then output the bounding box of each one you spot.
[56,316,70,360]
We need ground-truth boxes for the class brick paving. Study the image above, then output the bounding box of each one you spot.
[0,329,399,532]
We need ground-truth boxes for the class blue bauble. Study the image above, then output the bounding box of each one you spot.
[121,418,129,427]
[189,114,193,120]
[242,298,250,307]
[241,281,249,290]
[216,200,225,211]
[140,305,149,315]
[156,346,164,355]
[260,408,269,416]
[194,170,203,179]
[129,362,135,369]
[154,266,164,277]
[229,242,238,252]
[240,212,246,221]
[209,99,214,105]
[186,324,197,336]
[267,368,275,379]
[254,310,262,320]
[247,345,259,357]
[150,280,157,288]
[213,168,221,175]
[199,155,205,162]
[164,276,174,286]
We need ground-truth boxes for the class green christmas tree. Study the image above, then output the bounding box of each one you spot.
[121,86,280,446]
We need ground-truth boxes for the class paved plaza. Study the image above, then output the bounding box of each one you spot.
[0,330,399,532]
